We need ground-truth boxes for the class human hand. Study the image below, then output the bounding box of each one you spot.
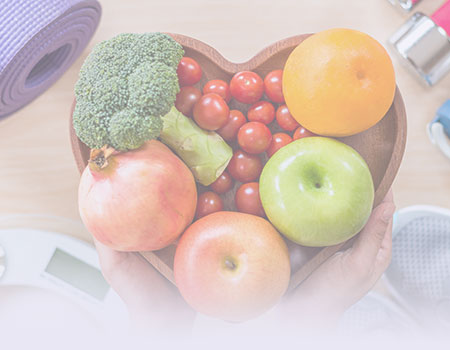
[277,190,395,330]
[94,190,394,336]
[94,241,196,336]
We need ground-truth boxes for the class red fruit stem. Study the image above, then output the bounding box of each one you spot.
[88,145,116,173]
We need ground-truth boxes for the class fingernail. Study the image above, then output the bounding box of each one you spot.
[382,204,395,223]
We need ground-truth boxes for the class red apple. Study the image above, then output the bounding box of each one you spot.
[174,211,290,322]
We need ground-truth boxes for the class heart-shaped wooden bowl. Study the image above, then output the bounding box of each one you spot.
[70,33,407,293]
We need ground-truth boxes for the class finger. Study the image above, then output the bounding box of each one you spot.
[376,189,394,263]
[350,201,395,268]
[93,238,178,309]
[379,215,393,253]
[94,237,166,286]
[375,218,393,272]
[381,188,394,204]
[93,237,129,273]
[365,219,393,288]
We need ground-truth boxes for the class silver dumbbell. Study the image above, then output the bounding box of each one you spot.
[387,0,422,12]
[390,0,450,85]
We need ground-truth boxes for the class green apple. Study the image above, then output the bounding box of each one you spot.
[259,137,374,247]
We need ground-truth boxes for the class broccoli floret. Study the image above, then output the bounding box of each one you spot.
[73,101,110,149]
[128,62,179,117]
[134,33,185,68]
[73,32,183,151]
[109,109,163,150]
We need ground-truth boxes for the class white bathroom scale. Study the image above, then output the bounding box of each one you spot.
[0,226,128,336]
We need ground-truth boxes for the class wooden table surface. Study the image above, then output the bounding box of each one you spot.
[0,0,449,242]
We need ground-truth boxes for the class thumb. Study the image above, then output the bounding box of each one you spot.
[350,201,395,268]
[93,238,176,309]
[93,238,129,280]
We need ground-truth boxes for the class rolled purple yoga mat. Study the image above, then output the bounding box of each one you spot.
[0,0,101,118]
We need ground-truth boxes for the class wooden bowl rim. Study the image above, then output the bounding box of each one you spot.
[168,32,312,73]
[69,33,407,291]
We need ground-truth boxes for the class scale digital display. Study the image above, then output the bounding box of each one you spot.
[45,248,109,301]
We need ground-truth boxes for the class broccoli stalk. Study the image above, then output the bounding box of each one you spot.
[73,32,232,185]
[160,107,232,185]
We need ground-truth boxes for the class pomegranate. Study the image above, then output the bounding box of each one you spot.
[79,140,197,251]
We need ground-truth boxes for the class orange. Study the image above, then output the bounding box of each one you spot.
[282,28,396,137]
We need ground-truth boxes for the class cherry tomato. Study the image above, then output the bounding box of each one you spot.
[216,110,247,141]
[195,191,223,219]
[203,79,231,103]
[177,57,202,87]
[293,125,316,140]
[229,71,264,104]
[247,101,275,125]
[266,132,292,157]
[235,182,265,217]
[193,93,229,130]
[210,171,234,194]
[264,70,284,104]
[227,150,263,183]
[175,86,202,118]
[276,104,299,132]
[237,122,272,154]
